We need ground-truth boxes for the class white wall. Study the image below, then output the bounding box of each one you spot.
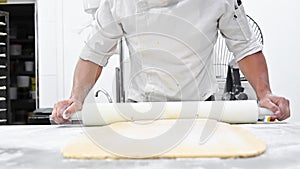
[37,0,119,108]
[243,0,300,122]
[37,0,300,122]
[61,0,119,103]
[37,0,62,108]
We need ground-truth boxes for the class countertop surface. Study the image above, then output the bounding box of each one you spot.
[1,122,300,169]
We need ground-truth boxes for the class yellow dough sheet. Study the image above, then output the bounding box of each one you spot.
[62,119,266,159]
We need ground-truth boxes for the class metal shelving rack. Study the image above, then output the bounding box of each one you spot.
[0,11,10,125]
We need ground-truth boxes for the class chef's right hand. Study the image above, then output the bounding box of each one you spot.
[50,99,83,124]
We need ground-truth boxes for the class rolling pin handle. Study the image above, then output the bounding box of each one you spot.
[258,107,274,121]
[62,109,71,120]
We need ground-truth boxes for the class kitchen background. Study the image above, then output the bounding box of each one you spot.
[0,0,299,124]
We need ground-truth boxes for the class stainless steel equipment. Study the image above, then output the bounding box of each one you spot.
[115,38,125,103]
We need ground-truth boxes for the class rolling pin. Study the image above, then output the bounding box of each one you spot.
[80,100,274,126]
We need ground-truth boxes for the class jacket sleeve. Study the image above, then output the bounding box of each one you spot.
[218,0,263,62]
[80,0,123,66]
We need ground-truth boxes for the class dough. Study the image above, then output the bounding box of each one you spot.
[62,119,266,159]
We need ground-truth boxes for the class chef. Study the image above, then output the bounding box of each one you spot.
[51,0,290,124]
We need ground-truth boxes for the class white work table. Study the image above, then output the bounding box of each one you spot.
[1,122,300,169]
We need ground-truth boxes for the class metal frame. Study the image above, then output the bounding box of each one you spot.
[98,38,125,103]
[115,38,125,103]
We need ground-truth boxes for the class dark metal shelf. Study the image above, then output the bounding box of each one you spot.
[11,99,36,110]
[16,71,35,76]
[0,11,9,125]
[10,55,34,60]
[10,39,34,43]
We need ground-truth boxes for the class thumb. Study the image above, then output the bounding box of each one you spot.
[64,102,81,115]
[62,105,75,120]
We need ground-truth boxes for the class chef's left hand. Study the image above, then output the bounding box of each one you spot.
[259,93,290,121]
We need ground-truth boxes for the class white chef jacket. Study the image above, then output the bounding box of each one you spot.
[80,0,263,102]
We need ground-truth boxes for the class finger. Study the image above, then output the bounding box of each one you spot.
[51,103,61,123]
[57,106,66,118]
[281,99,290,117]
[56,101,71,119]
[277,105,290,121]
[53,109,65,124]
[276,106,285,121]
[279,114,288,121]
[275,109,288,121]
[64,102,82,119]
[283,113,291,120]
[270,105,284,121]
[276,98,290,121]
[275,113,284,121]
